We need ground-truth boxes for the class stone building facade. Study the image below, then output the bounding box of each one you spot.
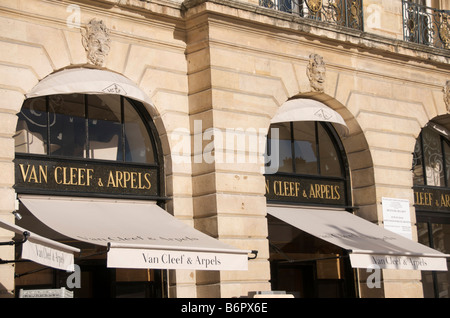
[0,0,449,298]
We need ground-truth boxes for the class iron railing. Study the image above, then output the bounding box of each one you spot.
[403,0,450,49]
[259,0,364,31]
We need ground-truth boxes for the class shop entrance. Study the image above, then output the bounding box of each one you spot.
[268,214,356,298]
[15,255,167,298]
[13,72,166,298]
[75,262,167,298]
[13,203,168,298]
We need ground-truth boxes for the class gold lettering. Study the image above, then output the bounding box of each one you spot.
[55,166,62,184]
[39,165,48,183]
[107,171,117,188]
[265,180,269,194]
[19,164,29,182]
[70,167,77,185]
[78,168,86,186]
[28,166,39,183]
[334,186,340,200]
[116,171,124,187]
[19,164,47,184]
[274,181,280,196]
[130,171,137,189]
[440,194,450,208]
[284,182,290,197]
[144,173,152,190]
[123,171,131,188]
[86,169,93,186]
[295,182,301,197]
[415,191,433,206]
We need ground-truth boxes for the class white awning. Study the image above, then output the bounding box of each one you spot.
[19,195,251,271]
[271,99,349,136]
[267,206,449,271]
[26,68,154,107]
[0,218,79,271]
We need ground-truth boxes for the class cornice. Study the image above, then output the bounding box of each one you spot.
[181,0,450,67]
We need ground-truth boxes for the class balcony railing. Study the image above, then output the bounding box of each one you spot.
[259,0,364,31]
[403,0,450,49]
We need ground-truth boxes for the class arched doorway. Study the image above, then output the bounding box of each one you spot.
[265,98,356,298]
[412,116,450,298]
[11,68,251,298]
[13,90,167,298]
[13,68,165,298]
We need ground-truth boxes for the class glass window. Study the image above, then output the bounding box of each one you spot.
[15,97,48,155]
[49,94,86,158]
[266,121,344,178]
[15,94,157,165]
[418,222,450,298]
[88,95,122,161]
[423,127,445,186]
[268,122,293,173]
[293,121,317,175]
[413,126,450,187]
[124,99,155,164]
[318,124,342,177]
[413,135,425,185]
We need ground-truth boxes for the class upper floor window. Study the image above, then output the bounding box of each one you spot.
[259,0,364,30]
[14,94,157,165]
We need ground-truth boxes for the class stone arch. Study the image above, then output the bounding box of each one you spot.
[273,92,377,221]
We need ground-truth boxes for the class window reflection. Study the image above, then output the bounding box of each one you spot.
[266,121,343,177]
[413,126,450,187]
[318,124,342,177]
[418,222,450,298]
[269,122,293,173]
[15,97,48,155]
[49,94,86,158]
[293,121,317,175]
[88,95,121,161]
[124,99,155,164]
[15,94,157,165]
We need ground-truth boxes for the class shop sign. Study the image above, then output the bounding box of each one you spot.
[265,174,346,206]
[349,253,448,271]
[413,186,450,212]
[14,157,158,198]
[19,288,73,298]
[107,247,248,271]
[22,240,75,271]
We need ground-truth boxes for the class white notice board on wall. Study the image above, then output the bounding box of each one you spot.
[382,197,412,240]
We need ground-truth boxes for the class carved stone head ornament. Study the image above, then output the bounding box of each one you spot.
[81,19,111,67]
[307,53,326,92]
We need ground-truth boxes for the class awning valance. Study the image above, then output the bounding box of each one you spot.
[0,218,79,271]
[26,68,153,107]
[19,195,250,271]
[267,206,449,271]
[271,99,348,136]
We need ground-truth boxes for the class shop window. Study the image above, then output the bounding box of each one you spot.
[265,119,354,298]
[412,125,450,187]
[413,122,450,298]
[417,221,450,298]
[13,92,165,298]
[266,121,344,178]
[14,94,157,165]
